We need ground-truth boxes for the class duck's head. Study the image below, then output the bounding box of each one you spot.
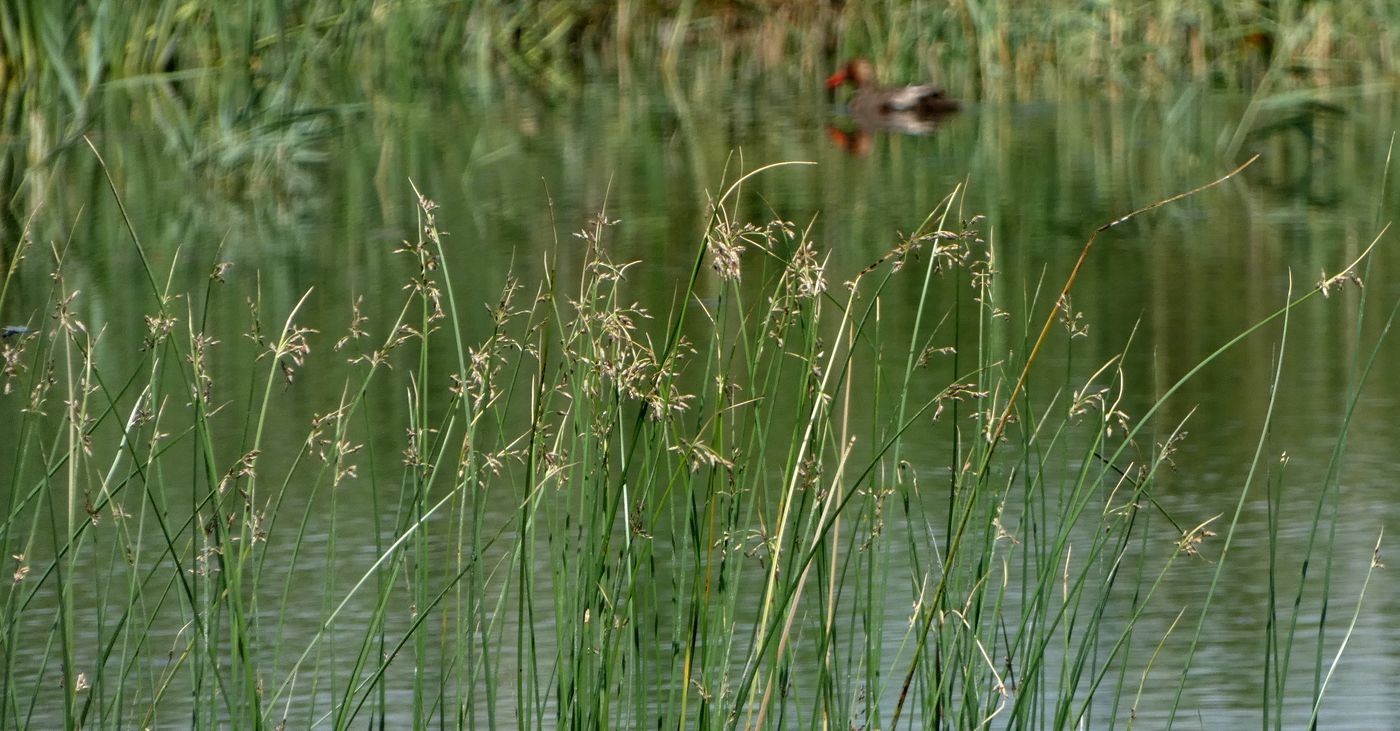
[826,58,876,90]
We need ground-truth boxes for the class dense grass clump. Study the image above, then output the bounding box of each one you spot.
[0,155,1388,729]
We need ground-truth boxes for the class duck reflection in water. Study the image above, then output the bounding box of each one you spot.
[825,58,960,155]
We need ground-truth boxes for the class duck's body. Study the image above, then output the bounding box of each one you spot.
[826,59,960,131]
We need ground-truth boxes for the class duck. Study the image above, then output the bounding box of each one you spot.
[826,58,960,132]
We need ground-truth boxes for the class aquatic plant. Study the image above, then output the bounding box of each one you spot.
[0,148,1388,728]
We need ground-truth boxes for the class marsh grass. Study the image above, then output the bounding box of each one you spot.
[0,152,1389,729]
[4,0,1396,116]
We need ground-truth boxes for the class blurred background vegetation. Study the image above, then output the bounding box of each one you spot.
[1,0,1390,308]
[5,0,1397,98]
[1,0,1393,251]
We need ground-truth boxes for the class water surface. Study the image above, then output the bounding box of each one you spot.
[5,66,1400,727]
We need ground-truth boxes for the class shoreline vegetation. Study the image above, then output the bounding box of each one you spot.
[3,1,1397,101]
[0,151,1389,726]
[1,1,1389,255]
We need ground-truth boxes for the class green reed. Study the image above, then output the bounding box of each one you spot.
[0,151,1388,729]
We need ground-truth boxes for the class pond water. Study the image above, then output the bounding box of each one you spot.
[4,64,1400,728]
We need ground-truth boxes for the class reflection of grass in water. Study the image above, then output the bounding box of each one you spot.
[0,155,1387,728]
